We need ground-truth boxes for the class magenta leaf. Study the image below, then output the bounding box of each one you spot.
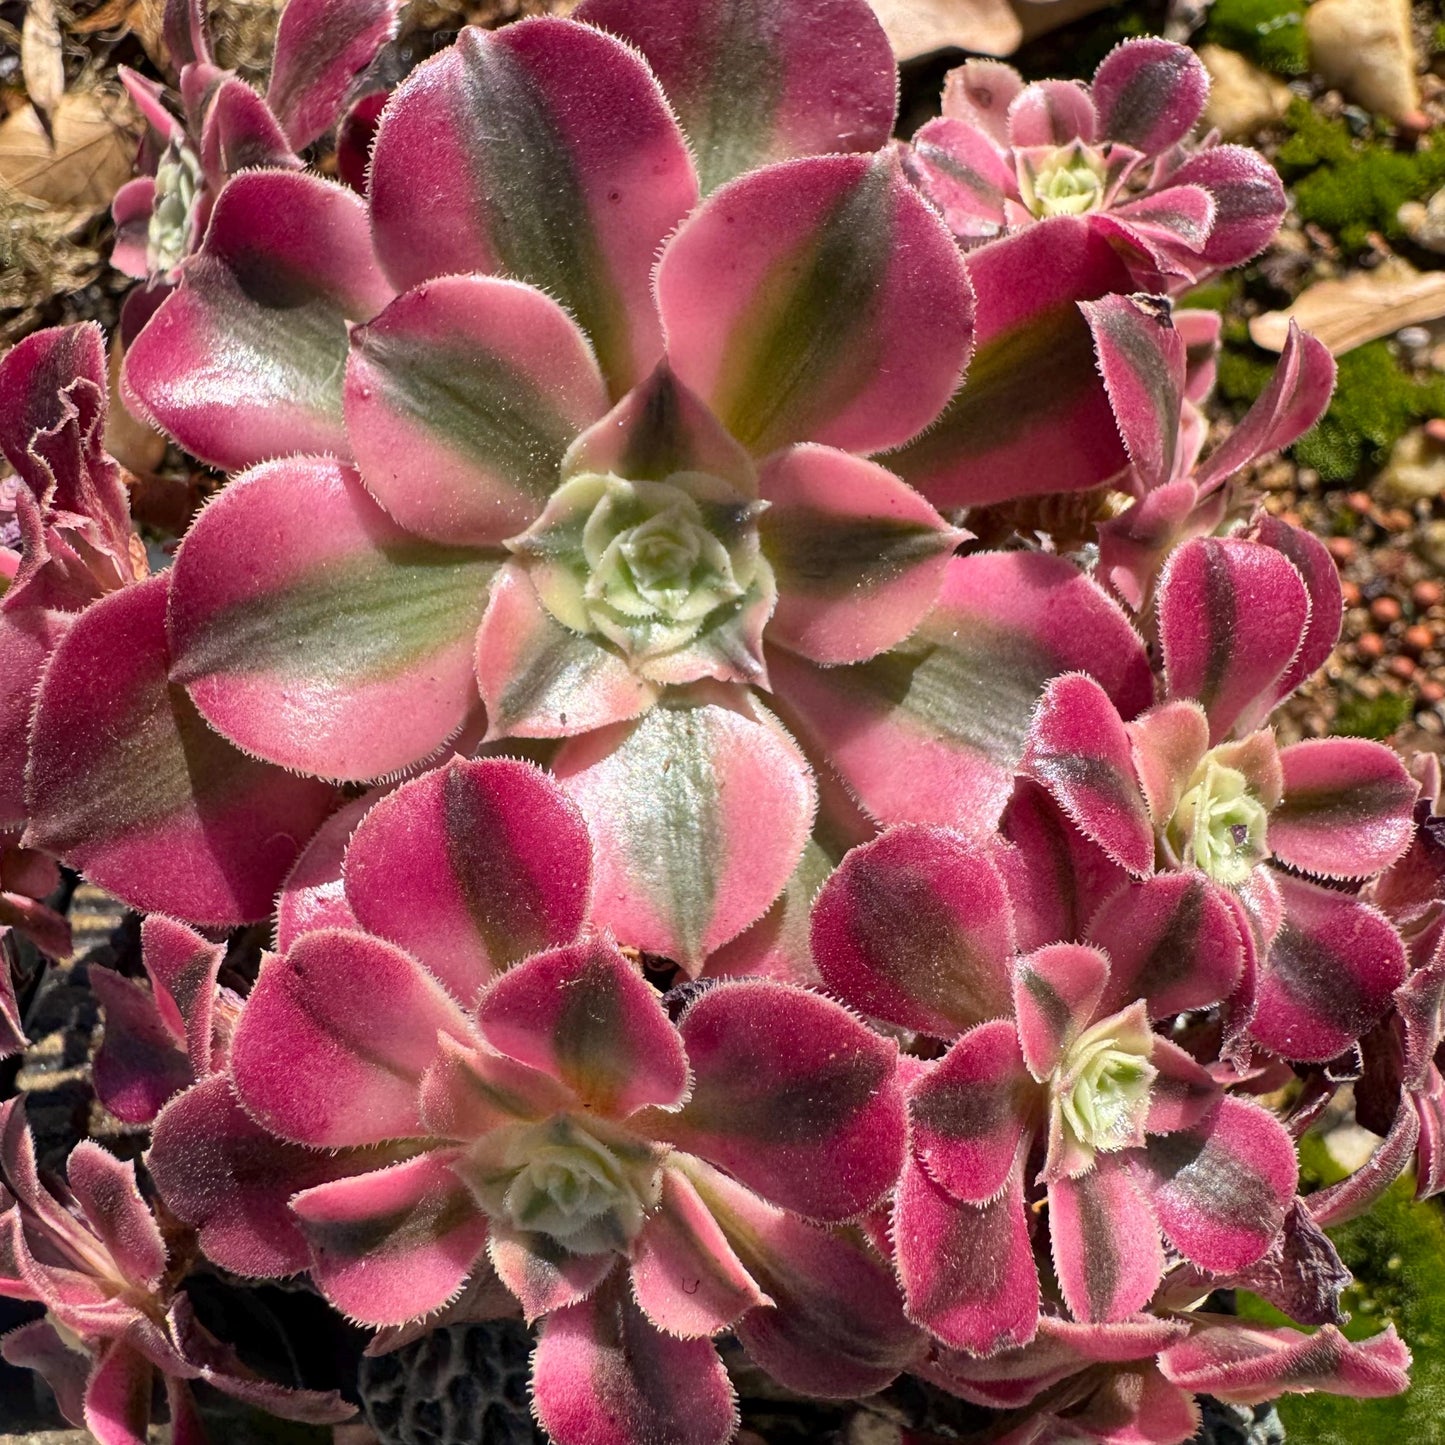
[1126,699,1211,826]
[811,823,1015,1037]
[1158,536,1310,741]
[1013,943,1111,1080]
[1270,738,1417,880]
[894,1154,1038,1356]
[1249,513,1343,703]
[1023,672,1155,876]
[575,0,896,193]
[532,1278,737,1445]
[84,1341,153,1445]
[555,697,814,971]
[124,171,391,470]
[369,18,697,394]
[1165,144,1287,271]
[477,940,687,1117]
[25,575,336,924]
[1092,39,1208,152]
[266,0,401,150]
[293,1151,489,1325]
[657,151,973,456]
[344,758,591,1005]
[0,612,68,831]
[345,275,608,548]
[275,792,374,949]
[139,914,225,1078]
[911,1021,1033,1202]
[658,980,903,1220]
[1252,875,1408,1063]
[230,929,471,1148]
[89,970,193,1125]
[904,117,1016,242]
[198,76,300,180]
[168,457,495,780]
[1008,80,1097,146]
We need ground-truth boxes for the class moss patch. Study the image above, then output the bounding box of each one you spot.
[1201,0,1308,76]
[1277,100,1445,253]
[1334,689,1414,740]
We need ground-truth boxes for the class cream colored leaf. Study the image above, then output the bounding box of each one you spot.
[0,89,138,214]
[1249,262,1445,356]
[867,0,1115,60]
[22,0,66,118]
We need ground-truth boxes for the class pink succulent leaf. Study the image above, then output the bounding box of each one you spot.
[162,0,211,67]
[140,914,226,1078]
[83,1341,153,1445]
[167,457,495,780]
[1014,943,1111,1080]
[1415,1069,1445,1200]
[477,939,687,1117]
[1091,39,1208,152]
[1248,513,1343,699]
[894,1152,1039,1356]
[1139,1094,1297,1272]
[1079,293,1187,491]
[1157,536,1310,741]
[369,20,698,394]
[775,551,1151,831]
[1126,700,1211,826]
[810,823,1015,1037]
[655,979,903,1219]
[123,171,391,471]
[1,1320,90,1428]
[345,276,609,548]
[910,1020,1033,1202]
[292,1150,489,1325]
[555,697,815,972]
[0,883,71,964]
[886,216,1136,508]
[24,575,337,923]
[1252,875,1407,1063]
[265,0,401,150]
[0,1099,89,1249]
[275,792,376,949]
[486,1220,618,1322]
[684,1156,922,1395]
[1164,144,1287,271]
[89,970,194,1126]
[905,117,1017,242]
[1088,874,1244,1018]
[0,933,26,1060]
[474,563,659,739]
[575,0,895,193]
[630,1166,769,1338]
[942,59,1024,140]
[999,780,1128,954]
[63,1143,167,1292]
[1053,1363,1201,1445]
[760,444,964,665]
[657,151,973,457]
[1394,947,1445,1087]
[344,758,591,1005]
[1096,479,1225,614]
[1112,185,1217,257]
[1023,672,1154,877]
[1163,1198,1349,1326]
[418,1032,572,1141]
[1007,80,1097,146]
[0,612,69,831]
[230,929,472,1148]
[1308,1103,1421,1228]
[119,64,180,140]
[532,1277,737,1445]
[1271,738,1417,879]
[1159,1319,1411,1402]
[1049,1152,1164,1324]
[1144,1036,1223,1135]
[148,1076,385,1278]
[198,77,301,185]
[1195,325,1336,494]
[337,88,387,194]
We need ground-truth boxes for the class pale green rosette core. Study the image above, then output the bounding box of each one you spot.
[1168,755,1272,887]
[462,1115,662,1255]
[510,470,771,673]
[1020,143,1108,219]
[148,141,204,276]
[1050,1007,1157,1176]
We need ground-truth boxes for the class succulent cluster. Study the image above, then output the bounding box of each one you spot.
[0,0,1439,1442]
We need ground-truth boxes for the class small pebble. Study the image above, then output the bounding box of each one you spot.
[1413,580,1443,609]
[1357,633,1386,661]
[1403,624,1435,655]
[1382,508,1415,533]
[1341,580,1362,607]
[1371,596,1403,626]
[1420,679,1445,706]
[1327,536,1357,564]
[1389,655,1417,680]
[1397,326,1432,352]
[1345,491,1374,515]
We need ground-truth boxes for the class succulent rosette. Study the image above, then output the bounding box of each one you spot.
[112,0,399,331]
[811,824,1299,1356]
[904,41,1284,290]
[149,757,917,1445]
[1021,520,1418,1066]
[0,1100,353,1444]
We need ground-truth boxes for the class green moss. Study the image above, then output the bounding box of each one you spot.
[1277,99,1445,253]
[1335,689,1415,740]
[1235,1135,1445,1443]
[1293,341,1445,482]
[1201,0,1307,76]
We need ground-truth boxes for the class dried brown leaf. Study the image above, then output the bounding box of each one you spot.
[1249,261,1445,355]
[0,88,137,213]
[21,0,66,118]
[867,0,1114,60]
[73,0,168,70]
